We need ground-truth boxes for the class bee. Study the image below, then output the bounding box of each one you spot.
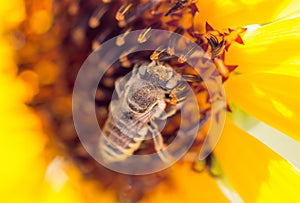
[99,60,193,163]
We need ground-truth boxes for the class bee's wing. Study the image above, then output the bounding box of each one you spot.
[117,109,155,140]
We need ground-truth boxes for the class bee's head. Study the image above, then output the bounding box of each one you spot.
[138,61,179,90]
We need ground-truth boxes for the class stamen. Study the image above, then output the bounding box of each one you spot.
[92,29,111,50]
[150,48,167,61]
[116,27,132,46]
[125,1,157,24]
[181,74,203,83]
[72,27,85,45]
[138,26,152,43]
[165,0,188,16]
[116,3,133,21]
[178,39,202,63]
[168,27,184,56]
[89,5,108,28]
[205,33,226,59]
[68,1,79,16]
[119,47,138,68]
[71,17,90,45]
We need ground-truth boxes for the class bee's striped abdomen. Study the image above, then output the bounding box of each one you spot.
[100,113,145,162]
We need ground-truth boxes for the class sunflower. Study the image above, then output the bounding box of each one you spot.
[1,0,300,203]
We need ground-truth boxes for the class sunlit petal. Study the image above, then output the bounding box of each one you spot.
[226,16,300,73]
[40,159,116,203]
[274,0,300,20]
[230,105,300,171]
[225,72,300,142]
[257,159,300,203]
[195,0,300,30]
[214,118,300,202]
[0,0,25,31]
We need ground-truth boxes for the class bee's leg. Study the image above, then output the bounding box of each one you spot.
[159,103,181,120]
[135,125,148,141]
[150,100,176,162]
[149,121,173,163]
[153,99,182,119]
[152,100,166,118]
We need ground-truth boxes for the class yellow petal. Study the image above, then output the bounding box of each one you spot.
[195,0,300,30]
[274,0,300,20]
[0,0,26,31]
[39,159,116,203]
[225,71,300,142]
[224,14,300,141]
[0,69,114,203]
[0,54,48,203]
[226,15,300,73]
[257,160,300,203]
[214,118,300,202]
